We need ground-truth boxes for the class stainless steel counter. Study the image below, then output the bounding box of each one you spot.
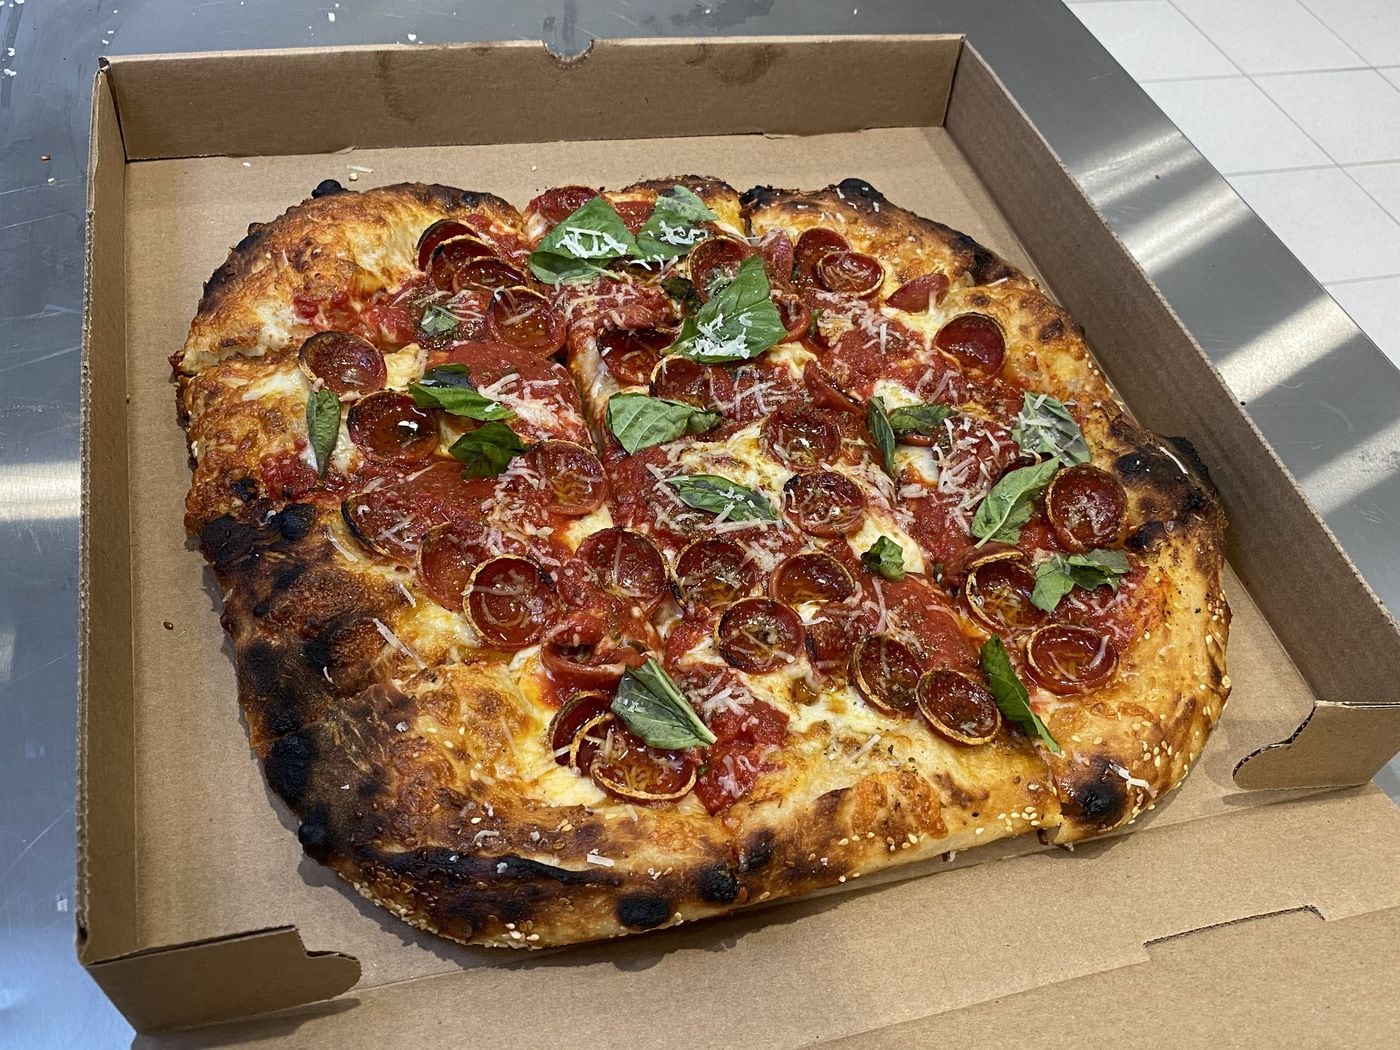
[2,1,1397,1044]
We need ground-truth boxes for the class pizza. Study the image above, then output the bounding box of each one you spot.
[173,176,1230,949]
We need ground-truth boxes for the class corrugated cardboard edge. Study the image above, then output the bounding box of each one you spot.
[943,43,1400,788]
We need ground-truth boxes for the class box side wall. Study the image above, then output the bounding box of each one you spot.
[106,36,959,160]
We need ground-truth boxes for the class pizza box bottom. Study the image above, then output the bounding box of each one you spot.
[79,35,1400,1042]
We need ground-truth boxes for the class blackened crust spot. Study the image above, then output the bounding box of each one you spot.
[617,893,672,930]
[312,179,347,199]
[696,864,741,904]
[738,829,774,874]
[1115,452,1152,478]
[277,503,317,540]
[297,805,332,861]
[233,232,260,254]
[200,514,261,571]
[739,184,780,215]
[1064,758,1128,830]
[835,177,883,202]
[231,476,259,503]
[1126,521,1168,553]
[1038,318,1065,343]
[264,731,317,805]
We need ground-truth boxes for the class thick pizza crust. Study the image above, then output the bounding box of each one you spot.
[179,177,1229,948]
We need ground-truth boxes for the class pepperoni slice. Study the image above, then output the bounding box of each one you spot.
[793,228,849,284]
[688,237,752,299]
[568,711,614,774]
[346,391,438,465]
[761,408,840,466]
[770,552,855,604]
[541,613,645,693]
[452,257,529,293]
[674,538,757,610]
[936,314,1006,375]
[597,327,674,386]
[530,185,599,227]
[416,220,475,270]
[612,199,654,235]
[1045,464,1128,553]
[773,290,813,343]
[298,331,387,397]
[758,231,794,288]
[426,235,499,290]
[547,691,612,764]
[717,598,805,674]
[524,440,606,516]
[693,739,768,814]
[964,553,1046,633]
[586,715,697,802]
[916,669,1001,745]
[651,356,735,411]
[850,635,923,716]
[804,363,863,415]
[486,286,564,354]
[417,520,500,610]
[815,250,884,296]
[784,471,866,537]
[886,273,951,312]
[342,462,484,560]
[575,528,669,615]
[1025,623,1119,694]
[805,602,865,675]
[465,555,556,650]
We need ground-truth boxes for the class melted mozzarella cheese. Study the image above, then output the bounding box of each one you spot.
[846,511,926,576]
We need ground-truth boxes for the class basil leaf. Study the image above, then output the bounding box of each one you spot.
[635,185,718,261]
[970,459,1060,546]
[1013,392,1090,466]
[664,474,776,521]
[419,303,461,337]
[448,421,525,478]
[980,636,1060,754]
[861,536,906,581]
[611,657,716,749]
[888,402,955,438]
[417,363,475,389]
[1031,550,1131,612]
[866,396,898,478]
[409,370,514,421]
[528,196,638,284]
[668,256,785,364]
[305,388,340,478]
[606,393,720,455]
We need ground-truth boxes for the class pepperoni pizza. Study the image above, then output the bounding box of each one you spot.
[174,177,1229,948]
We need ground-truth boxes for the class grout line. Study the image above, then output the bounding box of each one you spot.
[1325,272,1400,288]
[1136,72,1244,84]
[1225,158,1400,179]
[1295,0,1386,69]
[1252,66,1386,81]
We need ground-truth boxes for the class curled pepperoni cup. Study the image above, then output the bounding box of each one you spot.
[964,552,1046,633]
[456,257,530,293]
[547,691,612,765]
[761,407,841,467]
[674,537,757,611]
[793,228,850,283]
[530,185,600,227]
[465,555,556,650]
[568,711,615,774]
[886,273,951,312]
[541,614,644,693]
[784,470,866,537]
[804,363,863,415]
[298,331,387,397]
[815,250,884,296]
[524,440,607,516]
[341,462,470,561]
[575,528,670,615]
[425,235,499,290]
[587,716,698,802]
[773,290,813,343]
[650,356,734,412]
[935,314,1007,375]
[486,286,564,354]
[598,327,674,386]
[1045,464,1128,553]
[717,598,806,674]
[916,669,1002,746]
[417,521,493,611]
[850,635,924,716]
[346,391,438,465]
[805,603,864,676]
[688,236,752,299]
[758,231,794,288]
[1025,623,1119,694]
[770,552,855,605]
[416,219,475,270]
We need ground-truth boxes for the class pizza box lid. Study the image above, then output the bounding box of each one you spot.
[77,34,1400,1040]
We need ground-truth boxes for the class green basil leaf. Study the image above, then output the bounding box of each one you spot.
[419,303,461,337]
[1013,392,1090,466]
[528,196,639,284]
[980,636,1060,754]
[635,185,718,261]
[417,363,475,389]
[409,366,514,421]
[668,256,785,364]
[970,459,1060,546]
[305,388,341,478]
[866,396,899,478]
[861,536,906,581]
[611,657,716,749]
[606,393,720,455]
[1030,550,1132,612]
[448,421,525,478]
[888,402,955,438]
[664,474,776,521]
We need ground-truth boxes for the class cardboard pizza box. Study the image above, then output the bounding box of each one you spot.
[79,35,1400,1041]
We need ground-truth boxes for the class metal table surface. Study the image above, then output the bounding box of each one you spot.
[3,1,1398,1045]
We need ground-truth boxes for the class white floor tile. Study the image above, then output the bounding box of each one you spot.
[1229,167,1400,282]
[1256,70,1400,164]
[1347,161,1400,221]
[1327,276,1400,367]
[1069,1,1237,81]
[1382,67,1400,92]
[1143,77,1331,173]
[1171,0,1365,75]
[1298,0,1400,68]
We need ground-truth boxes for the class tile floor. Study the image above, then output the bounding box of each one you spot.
[1067,0,1400,368]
